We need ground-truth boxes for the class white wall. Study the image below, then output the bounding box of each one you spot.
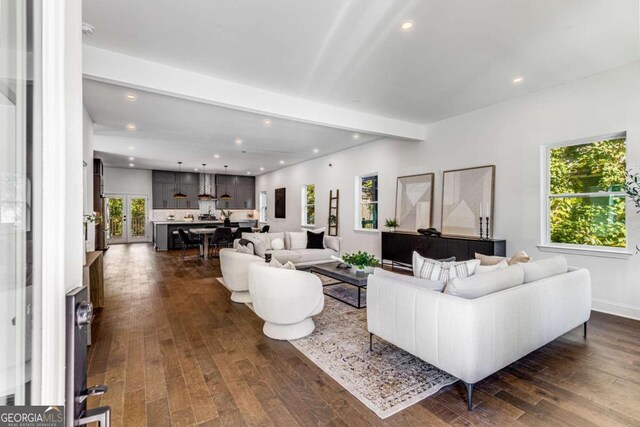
[83,107,95,251]
[103,167,153,241]
[257,61,640,320]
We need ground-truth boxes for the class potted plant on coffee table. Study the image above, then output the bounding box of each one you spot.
[341,251,379,275]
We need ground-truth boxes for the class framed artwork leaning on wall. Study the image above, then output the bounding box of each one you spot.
[441,165,495,238]
[395,173,434,231]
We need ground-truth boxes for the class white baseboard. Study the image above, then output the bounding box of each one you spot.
[592,298,640,321]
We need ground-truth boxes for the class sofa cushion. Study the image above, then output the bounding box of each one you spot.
[306,230,325,249]
[476,259,508,274]
[444,264,525,299]
[267,249,302,264]
[413,251,479,281]
[522,256,568,283]
[289,231,307,249]
[324,236,340,252]
[295,248,337,263]
[373,267,446,292]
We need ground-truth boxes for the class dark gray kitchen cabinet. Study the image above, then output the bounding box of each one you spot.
[216,186,237,209]
[236,186,255,209]
[153,171,199,209]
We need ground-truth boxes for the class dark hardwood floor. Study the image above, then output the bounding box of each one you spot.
[87,244,640,426]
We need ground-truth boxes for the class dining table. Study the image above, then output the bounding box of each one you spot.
[189,227,261,259]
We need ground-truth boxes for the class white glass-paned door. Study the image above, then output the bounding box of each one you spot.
[106,194,148,244]
[0,0,34,406]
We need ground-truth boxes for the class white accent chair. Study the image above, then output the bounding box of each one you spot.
[248,263,324,340]
[219,248,264,303]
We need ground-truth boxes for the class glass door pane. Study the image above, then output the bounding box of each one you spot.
[106,196,125,244]
[128,195,147,241]
[0,0,34,405]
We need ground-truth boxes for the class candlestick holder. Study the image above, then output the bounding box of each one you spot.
[479,217,484,240]
[485,217,490,240]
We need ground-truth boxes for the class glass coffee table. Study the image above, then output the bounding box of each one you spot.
[310,262,370,309]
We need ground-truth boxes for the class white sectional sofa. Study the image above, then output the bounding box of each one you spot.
[236,230,341,267]
[367,260,591,410]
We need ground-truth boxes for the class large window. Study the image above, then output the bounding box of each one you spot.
[356,174,378,230]
[259,190,267,222]
[302,184,315,226]
[544,134,626,249]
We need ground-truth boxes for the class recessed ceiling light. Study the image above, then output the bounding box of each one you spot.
[128,157,134,161]
[129,163,134,167]
[126,123,137,131]
[263,118,272,127]
[82,22,95,35]
[313,148,319,154]
[214,154,220,159]
[352,133,360,140]
[401,21,414,31]
[128,146,135,151]
[279,160,285,164]
[125,93,136,101]
[246,171,251,175]
[194,168,199,171]
[260,167,264,171]
[512,76,524,84]
[235,138,243,145]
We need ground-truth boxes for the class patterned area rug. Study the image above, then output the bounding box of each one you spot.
[290,297,458,419]
[216,274,458,418]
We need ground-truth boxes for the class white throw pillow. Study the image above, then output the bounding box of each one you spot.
[476,259,508,274]
[269,258,296,270]
[289,231,308,249]
[246,237,266,257]
[324,236,340,252]
[413,252,479,281]
[271,237,285,250]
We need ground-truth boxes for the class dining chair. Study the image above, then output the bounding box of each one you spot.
[209,227,233,258]
[177,228,200,259]
[260,225,270,233]
[233,227,253,240]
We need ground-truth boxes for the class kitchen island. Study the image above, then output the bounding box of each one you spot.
[152,220,257,251]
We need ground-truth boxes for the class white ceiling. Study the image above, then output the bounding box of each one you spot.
[83,0,639,124]
[85,79,382,173]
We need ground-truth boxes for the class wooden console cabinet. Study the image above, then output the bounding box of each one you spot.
[381,231,506,268]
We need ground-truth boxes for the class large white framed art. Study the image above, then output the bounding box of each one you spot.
[441,165,495,237]
[394,173,434,231]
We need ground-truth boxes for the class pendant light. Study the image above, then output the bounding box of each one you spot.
[219,165,232,200]
[172,162,187,198]
[197,163,212,200]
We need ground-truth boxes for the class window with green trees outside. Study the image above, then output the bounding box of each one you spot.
[303,184,315,226]
[546,135,626,248]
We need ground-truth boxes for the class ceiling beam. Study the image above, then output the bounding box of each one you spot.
[83,45,425,141]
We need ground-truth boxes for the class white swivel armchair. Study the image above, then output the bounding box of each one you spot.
[248,263,324,340]
[219,248,264,303]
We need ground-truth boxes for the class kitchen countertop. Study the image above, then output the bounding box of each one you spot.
[152,220,225,225]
